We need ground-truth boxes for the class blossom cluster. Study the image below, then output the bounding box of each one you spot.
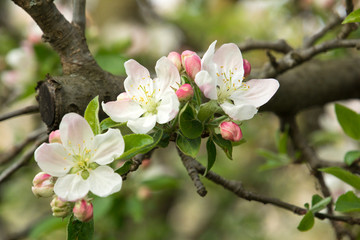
[32,40,279,222]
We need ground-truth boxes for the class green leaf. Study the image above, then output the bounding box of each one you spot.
[84,96,100,135]
[67,215,94,240]
[198,100,221,122]
[142,176,179,190]
[297,211,314,232]
[100,118,126,131]
[176,134,201,158]
[29,217,67,239]
[138,129,163,154]
[311,194,323,207]
[212,133,233,160]
[205,138,217,175]
[310,196,331,213]
[115,160,132,175]
[320,167,360,190]
[344,150,360,166]
[276,126,289,154]
[117,134,154,160]
[342,8,360,24]
[335,104,360,140]
[335,191,360,212]
[94,53,127,75]
[179,103,203,139]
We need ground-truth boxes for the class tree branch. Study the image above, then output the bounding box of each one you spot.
[72,0,86,33]
[238,39,293,54]
[0,105,39,122]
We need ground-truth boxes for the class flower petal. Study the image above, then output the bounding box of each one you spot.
[220,101,258,121]
[54,174,90,201]
[59,113,94,152]
[201,40,217,75]
[124,60,153,101]
[213,43,244,78]
[34,143,72,177]
[155,56,181,95]
[102,99,144,122]
[231,79,279,108]
[195,70,218,100]
[92,128,125,165]
[88,166,122,197]
[127,115,157,134]
[156,92,179,124]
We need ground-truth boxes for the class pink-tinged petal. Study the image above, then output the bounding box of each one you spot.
[155,56,181,94]
[124,60,153,100]
[59,113,94,152]
[213,43,244,78]
[220,102,258,121]
[92,128,125,165]
[195,70,218,100]
[88,166,122,197]
[127,115,157,134]
[102,100,145,122]
[156,92,179,124]
[201,40,217,73]
[54,174,90,202]
[231,79,279,108]
[124,59,151,85]
[34,143,72,177]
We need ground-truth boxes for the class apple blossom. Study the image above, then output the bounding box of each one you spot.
[181,50,201,80]
[195,41,279,121]
[102,57,180,134]
[243,59,251,78]
[176,83,194,101]
[35,113,124,202]
[49,130,61,143]
[220,121,243,142]
[51,196,71,218]
[167,51,182,71]
[73,199,93,222]
[32,172,54,198]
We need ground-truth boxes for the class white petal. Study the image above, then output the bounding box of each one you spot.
[156,92,179,124]
[127,115,157,134]
[220,102,258,121]
[102,99,144,122]
[88,166,122,197]
[213,43,244,78]
[54,174,90,201]
[231,79,279,108]
[34,143,72,177]
[195,70,218,100]
[124,59,151,86]
[59,113,94,152]
[155,56,181,94]
[201,40,217,74]
[92,129,125,165]
[124,60,153,101]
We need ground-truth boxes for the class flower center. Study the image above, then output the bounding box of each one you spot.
[68,143,99,180]
[216,66,249,103]
[131,83,160,114]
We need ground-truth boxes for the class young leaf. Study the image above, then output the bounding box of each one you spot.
[334,104,360,140]
[297,211,314,232]
[138,129,163,154]
[310,196,331,213]
[100,117,126,131]
[176,134,201,158]
[311,194,323,207]
[344,150,360,166]
[320,167,360,190]
[179,103,203,139]
[205,138,217,175]
[212,133,233,160]
[342,8,360,24]
[198,100,221,122]
[118,134,154,160]
[84,96,100,135]
[67,215,94,240]
[335,191,360,212]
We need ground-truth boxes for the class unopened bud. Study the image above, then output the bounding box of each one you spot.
[49,130,61,144]
[219,121,243,142]
[181,50,201,80]
[73,199,93,222]
[167,52,182,71]
[32,172,54,198]
[176,84,194,101]
[243,59,251,78]
[137,186,152,200]
[51,196,71,218]
[141,158,151,168]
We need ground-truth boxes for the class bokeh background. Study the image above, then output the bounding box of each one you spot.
[1,0,360,239]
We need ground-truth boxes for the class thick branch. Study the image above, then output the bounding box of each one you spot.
[238,39,293,54]
[72,0,86,33]
[0,105,39,122]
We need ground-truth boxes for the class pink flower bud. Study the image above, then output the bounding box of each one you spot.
[49,130,61,144]
[176,84,194,101]
[141,158,151,168]
[51,196,71,218]
[117,92,130,101]
[243,59,251,78]
[32,172,54,198]
[167,52,182,71]
[137,186,152,200]
[73,199,93,222]
[219,121,243,142]
[181,50,201,80]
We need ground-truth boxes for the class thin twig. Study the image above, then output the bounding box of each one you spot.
[0,135,47,185]
[0,105,39,122]
[0,128,47,165]
[72,0,86,33]
[121,149,155,180]
[177,147,207,197]
[238,39,293,54]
